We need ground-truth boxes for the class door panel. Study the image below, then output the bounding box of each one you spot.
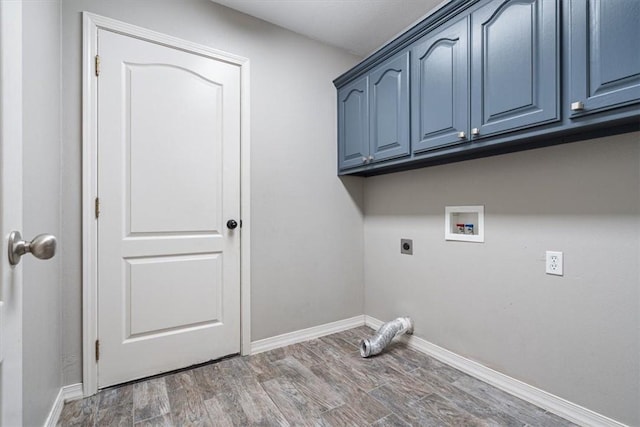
[412,18,469,153]
[569,0,640,116]
[370,52,410,162]
[127,255,221,336]
[98,29,240,387]
[485,4,533,116]
[338,76,369,170]
[471,0,559,137]
[127,64,222,234]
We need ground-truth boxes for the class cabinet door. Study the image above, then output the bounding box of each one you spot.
[471,0,559,138]
[412,18,469,153]
[338,76,369,170]
[369,52,410,163]
[568,0,640,116]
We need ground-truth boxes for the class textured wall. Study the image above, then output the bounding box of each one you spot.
[60,0,364,384]
[22,0,62,425]
[363,132,640,426]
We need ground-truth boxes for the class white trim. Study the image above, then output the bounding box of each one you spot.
[365,316,628,427]
[62,383,84,402]
[81,11,98,398]
[239,48,251,356]
[44,384,84,427]
[251,315,366,355]
[82,12,251,396]
[364,315,384,330]
[43,389,64,427]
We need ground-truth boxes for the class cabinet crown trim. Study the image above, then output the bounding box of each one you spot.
[333,0,478,88]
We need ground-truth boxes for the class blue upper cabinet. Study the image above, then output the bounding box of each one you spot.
[412,18,469,153]
[568,0,640,117]
[369,52,411,163]
[333,0,639,175]
[338,76,369,170]
[470,0,559,138]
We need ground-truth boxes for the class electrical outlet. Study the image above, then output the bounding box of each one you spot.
[545,251,563,276]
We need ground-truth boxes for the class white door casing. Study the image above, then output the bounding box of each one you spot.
[83,14,251,392]
[0,0,23,424]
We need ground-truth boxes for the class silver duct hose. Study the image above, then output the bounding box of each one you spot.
[360,317,414,357]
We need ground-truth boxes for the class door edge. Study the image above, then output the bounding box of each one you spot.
[0,0,24,423]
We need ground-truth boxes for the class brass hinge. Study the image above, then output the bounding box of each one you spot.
[95,339,100,361]
[95,197,100,219]
[95,55,101,77]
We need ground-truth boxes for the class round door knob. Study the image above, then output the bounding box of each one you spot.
[8,231,57,266]
[226,219,238,230]
[29,234,57,260]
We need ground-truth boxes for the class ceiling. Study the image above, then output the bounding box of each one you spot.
[210,0,446,57]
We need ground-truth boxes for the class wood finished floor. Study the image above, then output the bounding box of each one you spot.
[58,326,577,427]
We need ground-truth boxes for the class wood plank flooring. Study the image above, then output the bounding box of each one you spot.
[58,326,577,426]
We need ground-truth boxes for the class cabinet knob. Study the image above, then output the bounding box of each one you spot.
[471,128,480,136]
[368,155,374,162]
[571,101,585,111]
[457,131,466,139]
[362,157,368,163]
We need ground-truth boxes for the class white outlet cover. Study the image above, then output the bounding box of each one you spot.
[546,251,563,276]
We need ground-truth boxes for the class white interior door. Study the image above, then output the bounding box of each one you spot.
[97,28,241,388]
[0,0,23,424]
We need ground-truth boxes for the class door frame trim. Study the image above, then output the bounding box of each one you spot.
[82,12,251,396]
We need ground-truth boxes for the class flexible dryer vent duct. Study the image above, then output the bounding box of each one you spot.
[360,317,414,358]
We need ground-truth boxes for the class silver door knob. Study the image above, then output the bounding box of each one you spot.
[458,131,466,139]
[471,128,480,136]
[8,231,57,266]
[571,101,584,111]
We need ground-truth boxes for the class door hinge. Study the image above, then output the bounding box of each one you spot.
[95,55,101,77]
[95,339,100,361]
[95,197,100,219]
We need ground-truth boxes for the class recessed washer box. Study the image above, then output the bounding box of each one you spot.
[445,206,484,243]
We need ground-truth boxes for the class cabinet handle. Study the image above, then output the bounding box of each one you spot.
[368,155,374,162]
[457,131,466,139]
[571,101,585,111]
[471,128,480,136]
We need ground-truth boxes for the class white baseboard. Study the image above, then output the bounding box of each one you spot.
[48,318,624,427]
[251,315,365,355]
[44,383,84,427]
[365,316,627,427]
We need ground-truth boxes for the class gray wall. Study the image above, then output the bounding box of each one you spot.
[22,0,63,425]
[55,2,637,424]
[60,0,364,384]
[363,132,640,426]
